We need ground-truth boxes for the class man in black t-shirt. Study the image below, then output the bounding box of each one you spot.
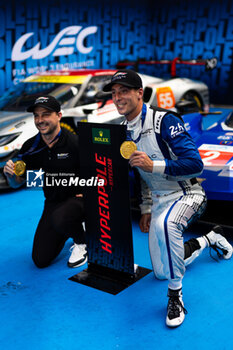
[3,95,87,268]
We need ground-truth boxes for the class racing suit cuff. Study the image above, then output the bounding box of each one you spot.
[140,203,152,215]
[152,160,166,174]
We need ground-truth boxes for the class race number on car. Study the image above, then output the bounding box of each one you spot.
[156,87,175,109]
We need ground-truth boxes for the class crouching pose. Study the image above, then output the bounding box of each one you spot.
[103,69,233,328]
[3,96,87,269]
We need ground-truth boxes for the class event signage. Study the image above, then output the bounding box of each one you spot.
[77,122,134,274]
[70,122,152,294]
[11,26,98,61]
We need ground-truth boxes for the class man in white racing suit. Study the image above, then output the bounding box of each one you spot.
[103,69,233,328]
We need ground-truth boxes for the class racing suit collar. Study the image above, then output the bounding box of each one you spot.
[127,110,142,129]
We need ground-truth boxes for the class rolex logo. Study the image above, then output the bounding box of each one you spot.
[92,128,111,145]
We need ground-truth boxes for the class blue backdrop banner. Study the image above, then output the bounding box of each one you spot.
[0,0,233,104]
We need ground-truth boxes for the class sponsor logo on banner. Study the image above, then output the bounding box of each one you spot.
[92,128,111,144]
[95,153,114,254]
[11,25,98,61]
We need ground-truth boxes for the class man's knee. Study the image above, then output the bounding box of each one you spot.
[32,252,51,268]
[153,268,167,280]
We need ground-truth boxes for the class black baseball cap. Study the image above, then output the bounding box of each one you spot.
[103,69,143,92]
[27,95,61,113]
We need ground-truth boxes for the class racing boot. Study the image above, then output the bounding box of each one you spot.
[204,225,233,260]
[68,243,88,268]
[166,288,187,328]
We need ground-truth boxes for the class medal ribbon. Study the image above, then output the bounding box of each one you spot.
[126,103,147,143]
[18,129,62,159]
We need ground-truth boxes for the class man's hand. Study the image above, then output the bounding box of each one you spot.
[3,160,25,188]
[139,213,151,233]
[3,160,15,178]
[129,151,153,172]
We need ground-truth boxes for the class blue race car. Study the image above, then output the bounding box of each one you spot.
[183,107,233,201]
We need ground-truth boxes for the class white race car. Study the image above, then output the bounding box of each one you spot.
[0,60,213,189]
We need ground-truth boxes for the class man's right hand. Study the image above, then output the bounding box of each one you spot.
[3,160,25,188]
[3,160,15,177]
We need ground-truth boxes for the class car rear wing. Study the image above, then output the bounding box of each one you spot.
[116,57,218,77]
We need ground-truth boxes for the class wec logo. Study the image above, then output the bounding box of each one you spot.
[11,25,98,62]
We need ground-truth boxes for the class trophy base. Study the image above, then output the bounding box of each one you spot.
[69,263,152,295]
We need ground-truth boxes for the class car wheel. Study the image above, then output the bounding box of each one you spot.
[60,121,77,134]
[182,91,203,112]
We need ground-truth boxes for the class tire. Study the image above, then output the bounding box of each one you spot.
[60,121,77,134]
[182,91,203,112]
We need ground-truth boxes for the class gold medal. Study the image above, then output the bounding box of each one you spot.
[14,160,26,176]
[120,141,137,159]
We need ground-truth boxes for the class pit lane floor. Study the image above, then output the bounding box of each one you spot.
[0,188,233,350]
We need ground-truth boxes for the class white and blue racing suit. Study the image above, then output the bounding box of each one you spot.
[126,104,207,289]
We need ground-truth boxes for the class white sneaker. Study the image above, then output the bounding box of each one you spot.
[68,243,88,268]
[166,288,187,328]
[204,226,233,260]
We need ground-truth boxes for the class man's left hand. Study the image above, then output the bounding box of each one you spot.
[129,151,153,172]
[139,213,151,233]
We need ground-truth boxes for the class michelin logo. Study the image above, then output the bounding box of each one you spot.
[11,26,98,61]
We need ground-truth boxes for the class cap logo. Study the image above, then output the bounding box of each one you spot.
[112,72,128,81]
[114,72,127,77]
[35,97,49,104]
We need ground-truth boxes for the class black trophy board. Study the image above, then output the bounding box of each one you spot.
[69,122,151,295]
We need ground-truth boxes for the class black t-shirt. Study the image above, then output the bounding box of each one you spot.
[19,128,81,202]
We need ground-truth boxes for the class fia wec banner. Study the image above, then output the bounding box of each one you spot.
[77,122,135,275]
[1,0,233,103]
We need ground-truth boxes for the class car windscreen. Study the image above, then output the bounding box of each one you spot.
[0,82,81,111]
[225,111,233,128]
[75,75,113,106]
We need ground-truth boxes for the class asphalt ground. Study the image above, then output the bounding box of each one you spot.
[0,188,233,350]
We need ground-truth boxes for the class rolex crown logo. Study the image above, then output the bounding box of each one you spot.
[92,128,111,145]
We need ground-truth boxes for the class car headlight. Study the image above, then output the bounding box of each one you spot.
[0,132,21,146]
